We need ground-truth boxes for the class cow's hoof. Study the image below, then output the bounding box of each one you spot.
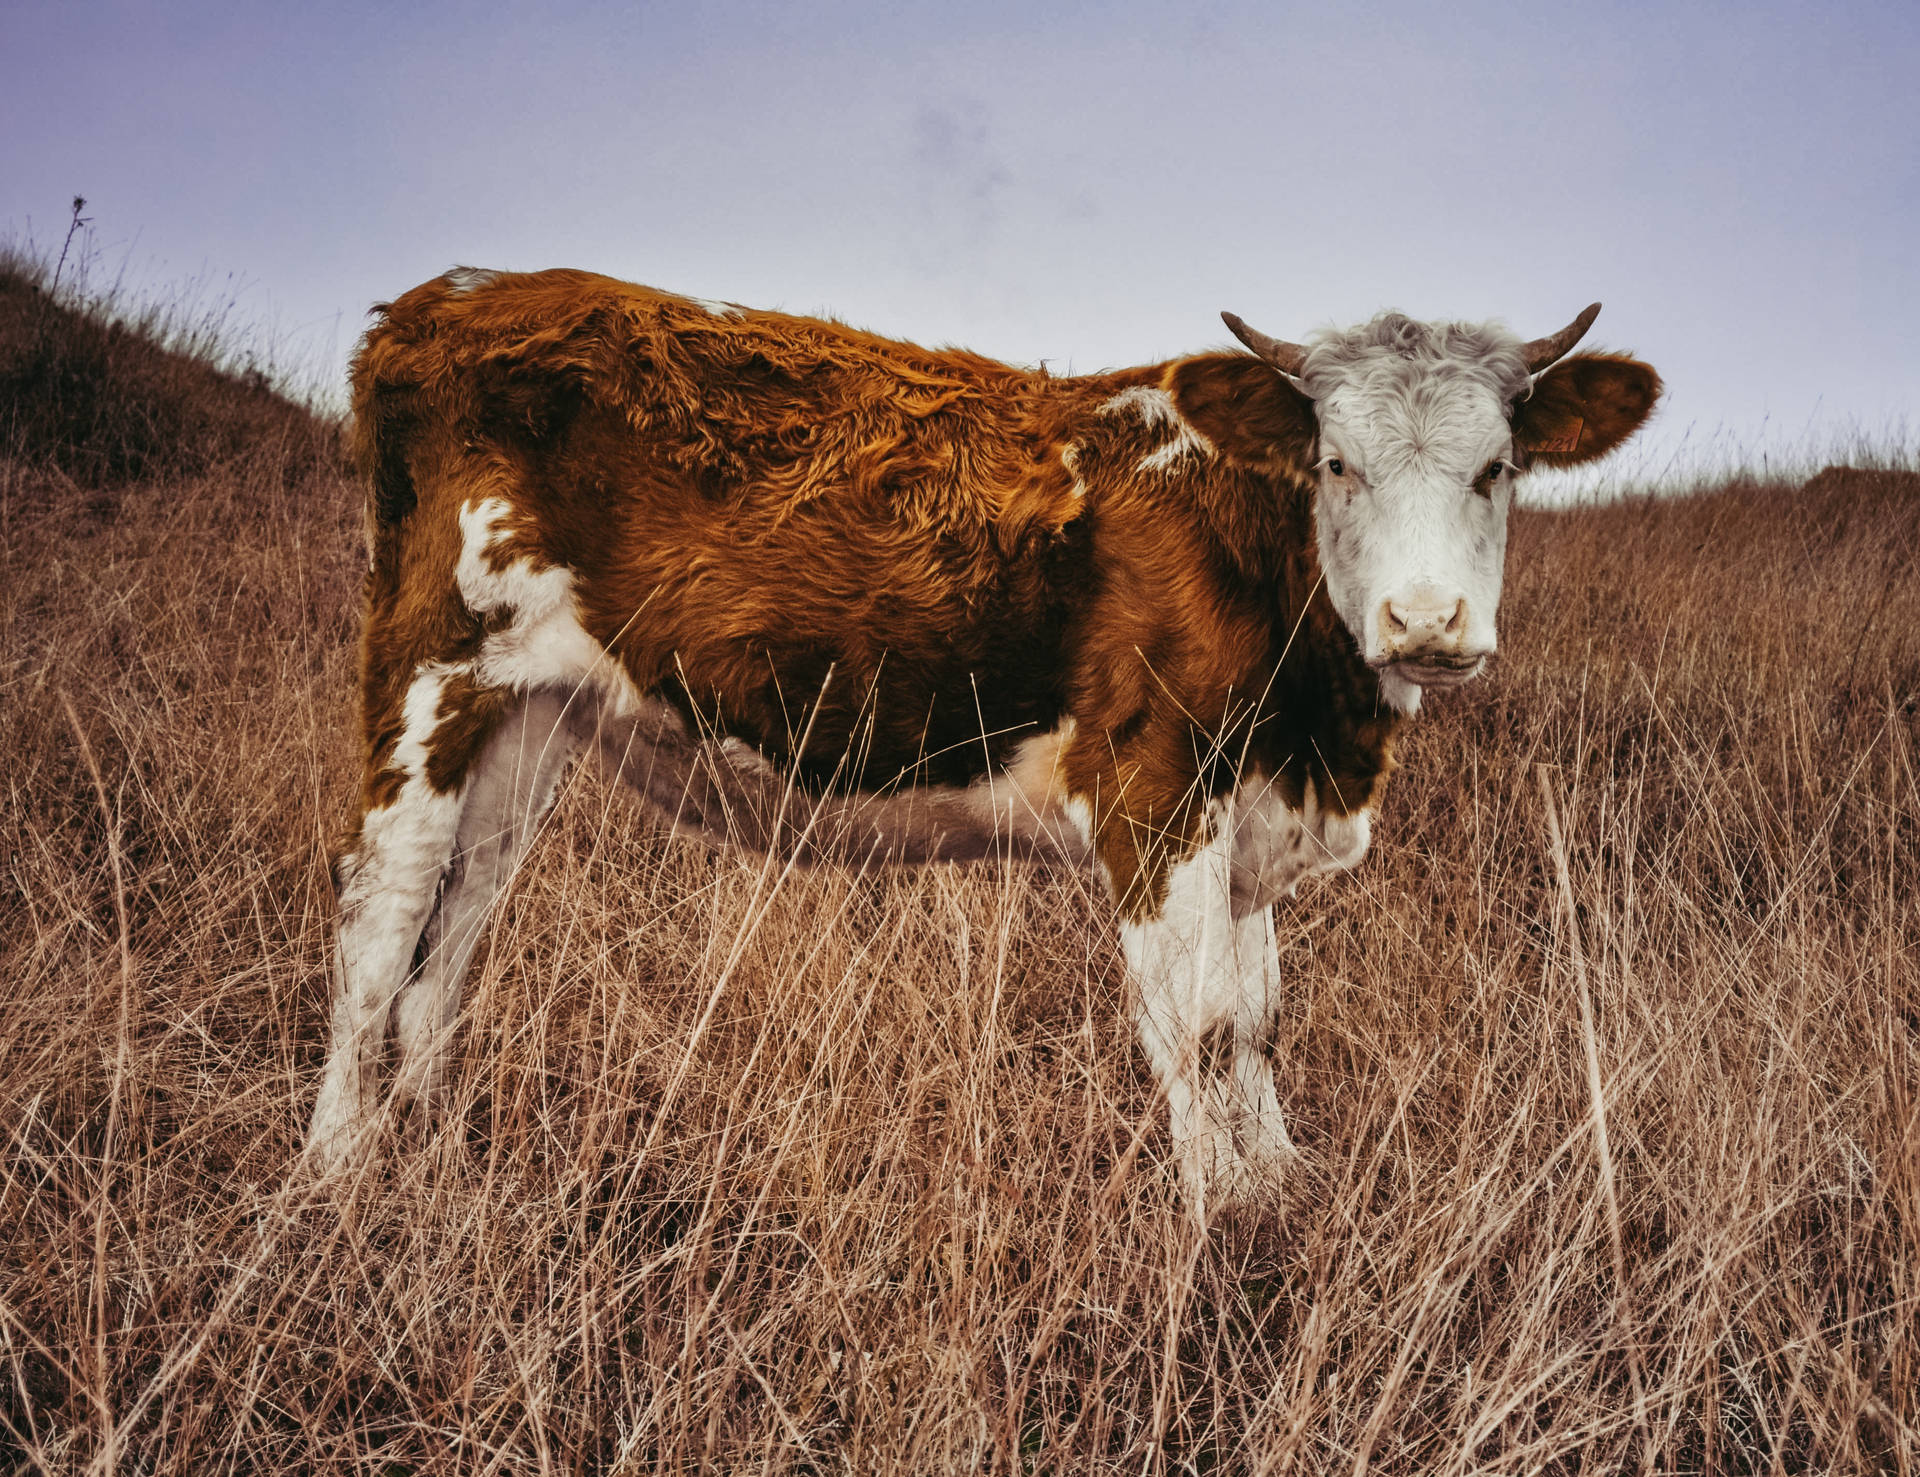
[1176,1122,1298,1222]
[298,1111,384,1184]
[1176,1131,1283,1222]
[1239,1109,1298,1175]
[1214,1149,1291,1214]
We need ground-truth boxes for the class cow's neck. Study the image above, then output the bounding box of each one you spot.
[1203,465,1405,820]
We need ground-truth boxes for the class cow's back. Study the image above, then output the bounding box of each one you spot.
[350,269,1139,790]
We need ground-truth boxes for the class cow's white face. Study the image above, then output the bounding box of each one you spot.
[1310,355,1521,703]
[1179,306,1659,716]
[1205,305,1660,717]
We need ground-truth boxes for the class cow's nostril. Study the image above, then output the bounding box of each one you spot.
[1382,595,1468,651]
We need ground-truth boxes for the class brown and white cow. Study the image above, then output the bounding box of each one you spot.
[306,268,1659,1212]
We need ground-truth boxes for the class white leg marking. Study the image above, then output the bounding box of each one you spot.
[1121,793,1294,1215]
[391,690,585,1115]
[307,665,466,1170]
[1117,773,1375,1212]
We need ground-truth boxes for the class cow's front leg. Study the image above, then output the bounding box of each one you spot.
[1116,796,1294,1214]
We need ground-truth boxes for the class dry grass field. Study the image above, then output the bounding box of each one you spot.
[2,258,1916,1474]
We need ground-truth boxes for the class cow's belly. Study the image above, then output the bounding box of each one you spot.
[588,594,1074,793]
[710,655,1067,794]
[1226,775,1372,917]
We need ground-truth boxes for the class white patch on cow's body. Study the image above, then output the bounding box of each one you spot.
[689,296,743,318]
[394,662,464,781]
[1100,385,1183,427]
[1099,385,1216,473]
[1060,442,1088,501]
[1061,792,1095,858]
[457,498,645,716]
[1226,774,1372,916]
[442,267,497,296]
[963,720,1084,855]
[1138,426,1214,473]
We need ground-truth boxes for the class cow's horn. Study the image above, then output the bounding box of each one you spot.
[1521,303,1602,373]
[1221,311,1308,377]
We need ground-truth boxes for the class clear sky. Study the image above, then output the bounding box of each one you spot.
[5,0,1916,484]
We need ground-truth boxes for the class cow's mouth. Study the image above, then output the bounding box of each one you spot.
[1373,653,1489,688]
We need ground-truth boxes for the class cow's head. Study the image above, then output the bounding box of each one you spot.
[1172,305,1660,710]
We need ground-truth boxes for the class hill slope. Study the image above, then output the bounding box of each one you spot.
[0,259,339,500]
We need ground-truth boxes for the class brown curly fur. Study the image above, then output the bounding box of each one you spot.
[348,268,1401,917]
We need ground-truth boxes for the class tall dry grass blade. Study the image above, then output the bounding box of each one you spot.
[1536,763,1651,1466]
[59,691,131,1476]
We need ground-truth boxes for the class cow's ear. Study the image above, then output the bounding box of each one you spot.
[1512,352,1661,468]
[1166,354,1317,470]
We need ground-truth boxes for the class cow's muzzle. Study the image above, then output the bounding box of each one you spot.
[1370,594,1490,686]
[1372,651,1490,689]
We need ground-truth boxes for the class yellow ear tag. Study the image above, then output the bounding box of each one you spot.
[1535,418,1584,455]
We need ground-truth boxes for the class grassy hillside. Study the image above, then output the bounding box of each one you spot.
[0,258,331,496]
[1,269,1915,1474]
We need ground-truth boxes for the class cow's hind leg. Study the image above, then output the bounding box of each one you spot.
[305,665,506,1172]
[390,689,585,1118]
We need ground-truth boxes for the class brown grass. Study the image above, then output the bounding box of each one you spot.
[1,266,1916,1474]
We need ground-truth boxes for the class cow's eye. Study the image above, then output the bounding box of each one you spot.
[1485,459,1506,480]
[1326,457,1345,477]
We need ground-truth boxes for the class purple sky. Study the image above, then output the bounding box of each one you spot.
[6,0,1916,484]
